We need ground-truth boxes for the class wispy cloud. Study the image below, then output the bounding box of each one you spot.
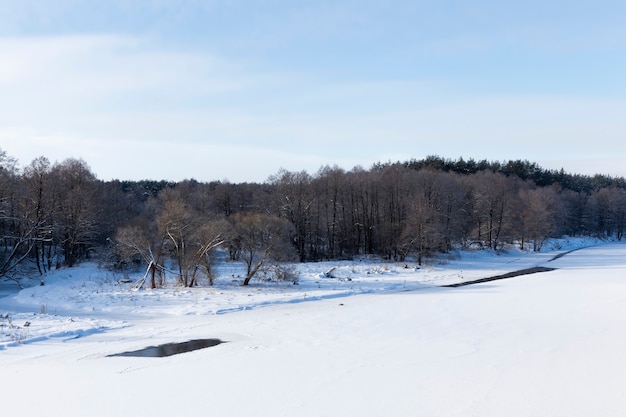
[1,11,626,182]
[0,34,257,140]
[0,34,243,104]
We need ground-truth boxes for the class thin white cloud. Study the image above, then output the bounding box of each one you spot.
[0,35,245,118]
[1,33,626,181]
[0,134,358,183]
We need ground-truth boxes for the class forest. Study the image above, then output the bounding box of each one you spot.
[1,148,625,287]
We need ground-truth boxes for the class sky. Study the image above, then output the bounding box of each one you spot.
[0,0,625,183]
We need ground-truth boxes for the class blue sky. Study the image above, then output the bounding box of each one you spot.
[1,0,625,182]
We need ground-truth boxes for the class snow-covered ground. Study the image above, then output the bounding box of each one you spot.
[1,237,625,416]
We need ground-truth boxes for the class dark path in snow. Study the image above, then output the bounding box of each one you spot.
[443,246,589,288]
[443,266,557,287]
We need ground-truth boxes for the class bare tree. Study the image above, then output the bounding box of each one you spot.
[51,158,99,267]
[269,169,313,262]
[518,186,563,251]
[122,188,231,288]
[231,212,296,285]
[0,150,30,279]
[156,195,193,286]
[311,165,345,260]
[591,187,626,239]
[399,170,448,265]
[400,194,439,265]
[377,164,410,261]
[436,171,470,251]
[116,221,167,289]
[185,219,230,286]
[469,171,520,249]
[21,157,56,273]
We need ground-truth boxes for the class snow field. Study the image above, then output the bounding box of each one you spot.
[1,237,625,416]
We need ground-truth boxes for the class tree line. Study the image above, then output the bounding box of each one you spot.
[1,148,624,286]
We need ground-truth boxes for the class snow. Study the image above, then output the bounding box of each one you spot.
[2,237,626,416]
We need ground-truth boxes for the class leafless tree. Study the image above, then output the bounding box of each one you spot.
[0,150,32,279]
[116,220,166,289]
[398,170,450,265]
[21,157,56,273]
[156,194,193,286]
[376,164,410,261]
[469,171,521,249]
[185,219,230,286]
[400,194,439,265]
[518,186,564,251]
[311,165,345,260]
[118,188,232,288]
[3,145,626,276]
[591,187,626,239]
[231,212,296,285]
[269,169,313,262]
[51,158,99,267]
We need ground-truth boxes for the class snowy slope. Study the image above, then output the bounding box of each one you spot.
[1,238,625,416]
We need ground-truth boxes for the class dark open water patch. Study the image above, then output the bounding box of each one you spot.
[108,339,225,358]
[444,266,557,288]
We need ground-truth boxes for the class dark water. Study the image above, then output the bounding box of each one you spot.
[444,266,557,288]
[108,339,225,357]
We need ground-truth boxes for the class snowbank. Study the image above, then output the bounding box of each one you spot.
[2,237,625,417]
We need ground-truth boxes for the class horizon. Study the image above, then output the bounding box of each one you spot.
[2,147,624,184]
